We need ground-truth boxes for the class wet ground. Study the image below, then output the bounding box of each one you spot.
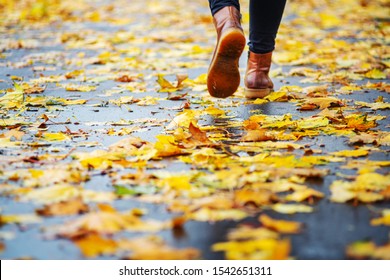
[0,0,389,260]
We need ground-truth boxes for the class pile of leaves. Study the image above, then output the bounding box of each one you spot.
[0,0,389,259]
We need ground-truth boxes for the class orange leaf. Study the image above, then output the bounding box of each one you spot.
[74,234,118,258]
[241,129,274,142]
[234,189,275,206]
[115,75,136,83]
[188,122,211,144]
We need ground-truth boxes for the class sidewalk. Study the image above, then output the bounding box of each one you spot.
[0,0,389,260]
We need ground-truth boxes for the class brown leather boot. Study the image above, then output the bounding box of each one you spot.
[244,51,274,99]
[207,6,246,98]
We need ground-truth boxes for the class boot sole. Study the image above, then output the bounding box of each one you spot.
[244,87,272,99]
[207,28,246,98]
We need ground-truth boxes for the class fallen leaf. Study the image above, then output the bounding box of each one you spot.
[284,188,325,202]
[187,208,248,222]
[36,197,89,216]
[154,135,186,158]
[330,173,389,203]
[271,203,313,214]
[331,149,369,158]
[241,129,274,142]
[355,101,390,110]
[46,204,167,238]
[370,209,390,226]
[74,234,118,258]
[120,236,200,260]
[347,241,390,260]
[21,184,115,205]
[42,132,71,142]
[0,214,41,225]
[259,214,302,234]
[365,69,386,79]
[300,97,344,110]
[0,84,24,109]
[64,84,96,92]
[234,189,275,206]
[188,122,212,144]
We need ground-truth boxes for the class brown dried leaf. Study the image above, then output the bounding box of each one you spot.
[115,75,136,83]
[188,122,212,144]
[36,197,89,217]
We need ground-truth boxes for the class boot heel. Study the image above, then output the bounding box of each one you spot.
[244,87,272,99]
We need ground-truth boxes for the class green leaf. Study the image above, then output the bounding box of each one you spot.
[114,185,156,196]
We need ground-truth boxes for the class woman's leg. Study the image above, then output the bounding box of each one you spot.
[244,0,286,99]
[207,0,245,98]
[248,0,286,54]
[208,0,240,16]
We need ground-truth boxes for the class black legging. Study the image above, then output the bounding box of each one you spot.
[208,0,286,54]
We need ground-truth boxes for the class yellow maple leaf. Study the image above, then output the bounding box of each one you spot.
[154,135,185,158]
[346,241,376,259]
[319,13,341,28]
[21,184,115,204]
[0,214,41,225]
[355,101,390,110]
[354,173,390,191]
[74,234,118,258]
[204,106,225,116]
[65,69,85,79]
[329,181,356,203]
[250,98,268,105]
[42,132,71,142]
[212,238,290,260]
[331,149,369,157]
[0,84,24,109]
[264,91,288,102]
[347,241,390,260]
[166,109,200,130]
[62,99,87,105]
[137,96,160,106]
[285,188,325,202]
[271,203,313,214]
[346,114,376,131]
[0,118,29,127]
[259,214,302,234]
[156,74,188,92]
[227,225,279,240]
[187,208,247,222]
[234,189,274,206]
[0,138,21,147]
[296,116,329,130]
[273,51,302,64]
[64,84,96,92]
[355,191,384,203]
[155,173,192,191]
[301,97,344,110]
[330,173,388,203]
[365,69,386,79]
